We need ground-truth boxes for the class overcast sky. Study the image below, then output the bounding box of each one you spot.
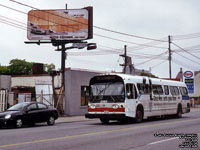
[0,0,200,78]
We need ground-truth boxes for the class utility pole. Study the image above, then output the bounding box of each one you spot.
[168,35,172,79]
[120,45,127,74]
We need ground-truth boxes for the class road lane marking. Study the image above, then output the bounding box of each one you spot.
[147,137,179,145]
[0,118,200,148]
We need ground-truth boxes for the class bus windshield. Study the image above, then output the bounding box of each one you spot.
[90,82,125,103]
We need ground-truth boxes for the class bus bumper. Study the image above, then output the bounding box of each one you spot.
[85,113,126,120]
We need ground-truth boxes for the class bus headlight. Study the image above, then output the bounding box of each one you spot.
[112,104,119,109]
[90,104,96,109]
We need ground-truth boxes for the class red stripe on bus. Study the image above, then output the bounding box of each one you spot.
[88,107,125,112]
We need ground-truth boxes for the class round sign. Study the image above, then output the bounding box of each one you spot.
[184,71,193,78]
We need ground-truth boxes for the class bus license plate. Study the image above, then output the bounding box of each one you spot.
[104,110,109,114]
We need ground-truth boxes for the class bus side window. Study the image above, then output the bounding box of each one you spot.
[170,86,176,95]
[157,85,164,95]
[179,87,188,96]
[126,84,137,99]
[137,83,149,94]
[152,85,158,95]
[164,85,169,95]
[170,86,180,95]
[152,85,163,95]
[174,86,180,95]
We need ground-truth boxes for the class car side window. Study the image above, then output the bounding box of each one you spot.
[27,104,38,111]
[38,103,47,110]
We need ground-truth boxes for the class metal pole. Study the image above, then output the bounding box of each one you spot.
[124,45,127,74]
[61,44,66,91]
[168,36,172,79]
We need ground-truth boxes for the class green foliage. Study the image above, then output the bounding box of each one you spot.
[1,59,56,75]
[0,65,10,75]
[8,59,33,75]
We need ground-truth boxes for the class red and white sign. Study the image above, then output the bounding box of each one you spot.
[183,71,193,78]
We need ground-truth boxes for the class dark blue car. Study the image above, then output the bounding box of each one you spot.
[0,102,58,128]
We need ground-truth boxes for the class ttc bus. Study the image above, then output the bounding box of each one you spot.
[85,73,190,124]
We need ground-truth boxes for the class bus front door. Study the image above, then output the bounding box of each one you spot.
[125,84,137,118]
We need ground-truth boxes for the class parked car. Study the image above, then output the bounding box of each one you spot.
[0,102,58,128]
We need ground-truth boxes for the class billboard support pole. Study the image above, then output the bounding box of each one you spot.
[61,44,66,114]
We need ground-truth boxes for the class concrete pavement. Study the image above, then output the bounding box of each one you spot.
[56,107,200,124]
[56,115,96,124]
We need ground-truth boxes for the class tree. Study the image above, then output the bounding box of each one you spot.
[0,65,10,75]
[8,59,33,75]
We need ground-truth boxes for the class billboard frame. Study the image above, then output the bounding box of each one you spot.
[27,7,93,41]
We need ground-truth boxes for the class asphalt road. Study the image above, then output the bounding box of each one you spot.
[0,110,199,150]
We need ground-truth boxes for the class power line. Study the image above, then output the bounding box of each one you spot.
[150,59,168,69]
[172,58,200,70]
[172,42,200,60]
[173,51,200,65]
[173,32,200,40]
[0,15,169,58]
[0,14,168,58]
[135,50,168,66]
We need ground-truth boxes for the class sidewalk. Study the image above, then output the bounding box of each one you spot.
[56,115,95,124]
[56,107,200,124]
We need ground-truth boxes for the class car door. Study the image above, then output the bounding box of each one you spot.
[37,103,49,123]
[26,103,40,124]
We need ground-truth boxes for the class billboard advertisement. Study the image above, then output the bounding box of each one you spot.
[27,7,93,41]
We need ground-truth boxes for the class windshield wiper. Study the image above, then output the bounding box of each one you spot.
[109,95,116,102]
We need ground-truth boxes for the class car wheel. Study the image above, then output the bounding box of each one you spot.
[15,119,23,128]
[47,116,55,125]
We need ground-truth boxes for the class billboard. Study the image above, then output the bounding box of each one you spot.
[27,7,93,41]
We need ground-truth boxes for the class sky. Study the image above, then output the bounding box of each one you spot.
[0,0,200,78]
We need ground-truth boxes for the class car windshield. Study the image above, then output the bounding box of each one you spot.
[90,82,125,102]
[8,102,30,111]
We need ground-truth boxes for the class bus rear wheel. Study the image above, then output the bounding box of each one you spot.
[100,118,109,124]
[176,105,182,118]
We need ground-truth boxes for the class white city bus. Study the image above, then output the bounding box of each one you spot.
[85,73,190,124]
